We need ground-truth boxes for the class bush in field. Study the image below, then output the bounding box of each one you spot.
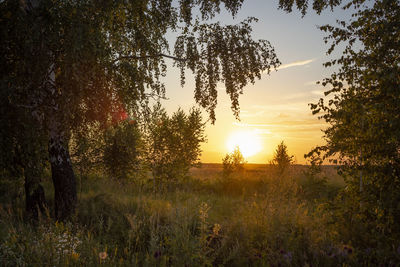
[145,105,206,188]
[222,146,246,178]
[103,120,142,180]
[271,141,294,176]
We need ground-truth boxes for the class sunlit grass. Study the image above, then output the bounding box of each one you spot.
[0,164,387,266]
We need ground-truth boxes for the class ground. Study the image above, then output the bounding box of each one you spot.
[0,164,378,266]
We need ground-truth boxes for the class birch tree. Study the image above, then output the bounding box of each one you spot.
[1,0,280,220]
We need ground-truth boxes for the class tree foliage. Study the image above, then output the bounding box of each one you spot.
[305,0,400,247]
[278,0,342,16]
[103,120,142,181]
[174,17,280,120]
[69,122,105,178]
[1,0,281,131]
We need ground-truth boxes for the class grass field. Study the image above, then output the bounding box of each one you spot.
[0,164,389,266]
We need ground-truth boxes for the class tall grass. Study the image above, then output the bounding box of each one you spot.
[0,165,392,266]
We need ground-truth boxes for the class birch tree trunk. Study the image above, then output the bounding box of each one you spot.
[22,0,77,221]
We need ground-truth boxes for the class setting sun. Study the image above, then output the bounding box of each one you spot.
[226,131,262,158]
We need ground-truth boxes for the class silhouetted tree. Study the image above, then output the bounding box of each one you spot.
[271,141,294,176]
[222,147,246,178]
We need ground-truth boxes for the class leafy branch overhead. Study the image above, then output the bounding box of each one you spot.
[278,0,343,16]
[174,17,280,122]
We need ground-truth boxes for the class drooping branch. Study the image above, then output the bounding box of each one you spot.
[173,18,281,122]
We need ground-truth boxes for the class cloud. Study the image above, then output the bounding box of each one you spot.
[251,103,308,112]
[254,129,272,135]
[232,120,327,132]
[311,90,324,95]
[277,113,290,118]
[304,80,319,86]
[240,110,265,118]
[277,59,315,70]
[230,123,272,135]
[233,122,273,127]
[283,92,308,100]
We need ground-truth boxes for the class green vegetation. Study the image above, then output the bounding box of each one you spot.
[2,164,381,266]
[145,105,206,190]
[309,0,400,249]
[103,120,142,181]
[1,0,399,265]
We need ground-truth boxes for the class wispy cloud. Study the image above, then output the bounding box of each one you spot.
[304,80,319,86]
[311,90,324,95]
[277,59,315,70]
[232,120,327,131]
[251,103,308,112]
[230,123,272,135]
[254,129,272,135]
[283,92,308,100]
[233,122,273,128]
[277,113,290,118]
[240,110,265,118]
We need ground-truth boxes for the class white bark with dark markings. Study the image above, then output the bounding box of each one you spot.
[23,0,78,220]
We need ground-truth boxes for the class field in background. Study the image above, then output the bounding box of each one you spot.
[191,163,342,181]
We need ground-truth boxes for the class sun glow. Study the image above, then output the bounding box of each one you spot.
[226,131,262,158]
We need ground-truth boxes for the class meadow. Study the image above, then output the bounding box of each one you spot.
[1,0,399,265]
[1,163,385,266]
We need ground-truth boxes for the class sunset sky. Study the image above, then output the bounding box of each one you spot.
[160,1,351,164]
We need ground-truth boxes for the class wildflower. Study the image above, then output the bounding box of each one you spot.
[99,251,108,260]
[71,252,79,260]
[199,202,210,222]
[212,223,221,236]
